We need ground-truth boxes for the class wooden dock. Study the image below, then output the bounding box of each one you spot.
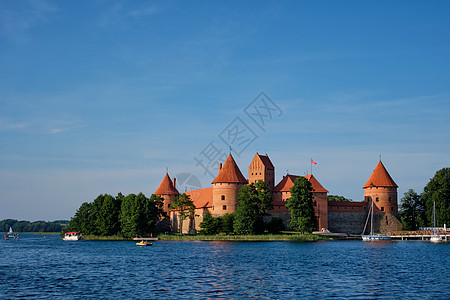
[389,233,449,241]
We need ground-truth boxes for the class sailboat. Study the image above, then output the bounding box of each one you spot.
[430,201,442,243]
[4,227,18,239]
[362,198,391,241]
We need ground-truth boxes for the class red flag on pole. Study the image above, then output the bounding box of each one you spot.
[311,159,317,165]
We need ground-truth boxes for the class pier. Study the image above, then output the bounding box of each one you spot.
[389,230,449,241]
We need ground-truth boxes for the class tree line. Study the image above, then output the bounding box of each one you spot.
[399,167,450,230]
[1,219,67,233]
[67,193,166,237]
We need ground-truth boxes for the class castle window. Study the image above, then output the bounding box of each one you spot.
[376,197,379,202]
[222,205,227,210]
[221,195,225,200]
[314,201,317,206]
[381,207,384,211]
[391,207,394,211]
[389,197,391,202]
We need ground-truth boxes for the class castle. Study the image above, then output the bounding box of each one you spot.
[154,152,403,234]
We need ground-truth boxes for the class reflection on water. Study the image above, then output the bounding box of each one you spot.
[0,235,449,299]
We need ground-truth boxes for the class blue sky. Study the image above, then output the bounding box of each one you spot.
[1,0,449,221]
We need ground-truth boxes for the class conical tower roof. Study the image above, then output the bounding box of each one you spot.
[363,161,398,189]
[155,173,180,195]
[212,154,247,184]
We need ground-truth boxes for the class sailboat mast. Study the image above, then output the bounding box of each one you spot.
[433,201,436,232]
[370,199,374,235]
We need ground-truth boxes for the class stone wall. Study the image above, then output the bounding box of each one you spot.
[328,211,368,234]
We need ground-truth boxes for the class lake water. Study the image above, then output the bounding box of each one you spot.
[1,234,449,299]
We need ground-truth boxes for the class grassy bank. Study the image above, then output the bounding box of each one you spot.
[79,234,130,241]
[158,233,329,242]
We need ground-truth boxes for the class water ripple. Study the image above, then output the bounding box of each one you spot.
[0,236,449,299]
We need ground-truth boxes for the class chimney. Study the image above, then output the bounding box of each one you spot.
[173,178,176,188]
[219,163,222,170]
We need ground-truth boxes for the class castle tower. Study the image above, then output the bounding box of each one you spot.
[305,174,329,230]
[363,160,402,233]
[272,174,329,230]
[363,160,398,214]
[154,173,180,214]
[248,152,275,190]
[211,154,247,217]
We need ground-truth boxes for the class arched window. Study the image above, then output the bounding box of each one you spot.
[381,207,384,211]
[221,195,225,200]
[222,205,227,210]
[376,197,379,202]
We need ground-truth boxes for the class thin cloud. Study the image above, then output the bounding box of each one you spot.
[0,0,56,42]
[0,117,85,134]
[99,2,160,28]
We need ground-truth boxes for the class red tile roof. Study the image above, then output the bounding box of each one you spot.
[363,161,398,188]
[255,153,274,170]
[273,174,328,193]
[273,174,299,192]
[154,173,180,195]
[212,154,248,184]
[186,187,213,208]
[305,174,329,193]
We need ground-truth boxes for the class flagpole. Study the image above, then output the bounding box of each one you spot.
[310,157,312,175]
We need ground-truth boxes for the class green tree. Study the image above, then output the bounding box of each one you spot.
[422,168,450,227]
[327,194,352,202]
[399,189,425,231]
[97,194,122,236]
[233,180,273,235]
[199,212,220,235]
[287,177,318,233]
[171,193,196,234]
[220,213,235,234]
[120,193,164,238]
[68,202,94,234]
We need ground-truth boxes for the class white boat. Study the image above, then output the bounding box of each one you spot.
[4,227,19,239]
[362,198,391,241]
[430,201,442,243]
[63,232,82,241]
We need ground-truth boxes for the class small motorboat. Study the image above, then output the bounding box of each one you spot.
[136,241,152,246]
[63,232,82,241]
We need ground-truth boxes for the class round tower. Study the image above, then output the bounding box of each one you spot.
[211,154,247,217]
[363,161,398,214]
[363,160,402,233]
[154,173,180,214]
